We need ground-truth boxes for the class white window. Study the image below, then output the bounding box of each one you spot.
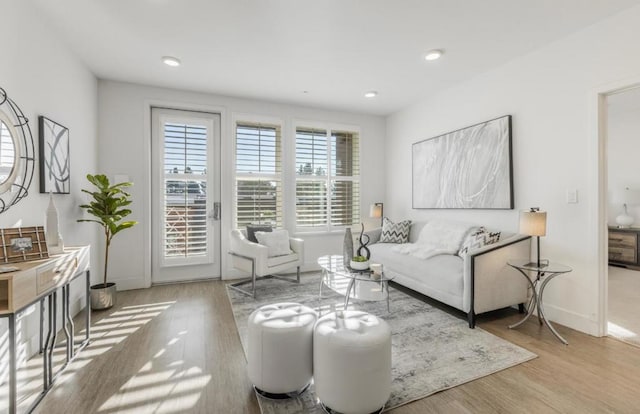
[295,127,360,230]
[151,107,221,282]
[234,121,283,228]
[162,121,210,260]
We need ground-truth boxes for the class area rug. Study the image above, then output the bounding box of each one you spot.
[226,274,537,413]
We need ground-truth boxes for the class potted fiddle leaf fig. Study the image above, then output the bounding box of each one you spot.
[78,174,137,310]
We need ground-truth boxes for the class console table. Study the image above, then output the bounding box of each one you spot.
[507,259,572,345]
[0,246,91,414]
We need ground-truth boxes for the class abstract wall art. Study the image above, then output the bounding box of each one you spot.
[39,116,70,194]
[412,115,513,209]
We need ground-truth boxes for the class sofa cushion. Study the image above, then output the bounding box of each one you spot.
[370,243,464,299]
[458,227,501,257]
[380,217,411,243]
[267,253,299,267]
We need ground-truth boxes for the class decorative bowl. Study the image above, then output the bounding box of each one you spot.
[350,259,370,271]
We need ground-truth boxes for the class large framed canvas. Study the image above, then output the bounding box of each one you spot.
[412,115,513,209]
[39,116,70,194]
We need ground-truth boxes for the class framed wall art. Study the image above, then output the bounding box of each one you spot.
[39,116,70,194]
[0,226,49,263]
[412,115,513,209]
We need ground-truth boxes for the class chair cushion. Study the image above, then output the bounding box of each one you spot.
[256,229,293,257]
[246,225,272,243]
[267,253,299,267]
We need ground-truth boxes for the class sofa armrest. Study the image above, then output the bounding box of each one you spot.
[365,227,382,244]
[463,234,531,318]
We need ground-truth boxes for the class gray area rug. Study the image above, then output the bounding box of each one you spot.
[226,274,537,413]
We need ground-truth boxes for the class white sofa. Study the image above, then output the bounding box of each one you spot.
[367,222,531,328]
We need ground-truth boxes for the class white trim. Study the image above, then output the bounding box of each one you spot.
[543,303,599,337]
[144,99,228,284]
[230,113,285,231]
[292,120,362,233]
[590,76,640,337]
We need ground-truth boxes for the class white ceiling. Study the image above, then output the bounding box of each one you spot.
[31,0,640,116]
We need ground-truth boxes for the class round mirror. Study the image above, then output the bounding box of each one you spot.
[0,87,34,214]
[0,111,21,194]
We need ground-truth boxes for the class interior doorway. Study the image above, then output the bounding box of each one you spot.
[606,87,640,347]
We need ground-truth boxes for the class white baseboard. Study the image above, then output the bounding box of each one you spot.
[542,303,600,337]
[113,278,149,291]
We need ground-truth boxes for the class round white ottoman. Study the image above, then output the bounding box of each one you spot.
[314,310,392,414]
[247,302,317,397]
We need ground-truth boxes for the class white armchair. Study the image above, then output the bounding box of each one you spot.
[228,229,304,298]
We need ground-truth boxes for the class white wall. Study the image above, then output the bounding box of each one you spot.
[0,1,98,375]
[607,89,640,225]
[386,5,640,335]
[97,80,386,289]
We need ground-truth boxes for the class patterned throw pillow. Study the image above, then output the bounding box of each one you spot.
[380,217,412,244]
[458,227,501,257]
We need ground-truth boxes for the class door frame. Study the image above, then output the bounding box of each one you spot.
[143,100,230,287]
[591,77,640,337]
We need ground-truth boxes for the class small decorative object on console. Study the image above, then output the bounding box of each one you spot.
[0,226,49,263]
[45,192,64,254]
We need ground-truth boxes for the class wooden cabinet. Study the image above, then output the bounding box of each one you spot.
[609,228,640,268]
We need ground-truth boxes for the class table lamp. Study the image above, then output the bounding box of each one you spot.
[519,207,547,268]
[370,203,383,227]
[611,187,640,228]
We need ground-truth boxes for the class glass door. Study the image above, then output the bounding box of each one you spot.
[151,108,221,283]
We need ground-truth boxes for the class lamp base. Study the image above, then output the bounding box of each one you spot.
[615,213,634,228]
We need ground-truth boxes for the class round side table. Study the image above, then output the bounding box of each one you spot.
[507,259,572,345]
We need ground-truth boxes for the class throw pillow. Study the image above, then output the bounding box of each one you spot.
[255,229,293,257]
[380,217,412,244]
[458,227,501,257]
[246,225,272,243]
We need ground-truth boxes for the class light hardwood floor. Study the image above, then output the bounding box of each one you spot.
[33,279,640,414]
[608,265,640,347]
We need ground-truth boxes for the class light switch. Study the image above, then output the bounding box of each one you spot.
[566,189,578,204]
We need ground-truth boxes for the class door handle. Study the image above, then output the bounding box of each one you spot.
[210,202,221,221]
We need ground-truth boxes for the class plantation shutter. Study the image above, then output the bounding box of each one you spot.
[235,122,283,228]
[163,122,208,259]
[331,131,360,226]
[296,128,328,228]
[295,127,359,229]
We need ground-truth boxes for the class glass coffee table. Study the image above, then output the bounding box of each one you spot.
[318,255,394,312]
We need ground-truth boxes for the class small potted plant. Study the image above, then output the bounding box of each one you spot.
[78,174,137,310]
[350,255,370,271]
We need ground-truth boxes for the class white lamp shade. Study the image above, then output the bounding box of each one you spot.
[369,204,383,219]
[519,210,547,236]
[611,187,640,205]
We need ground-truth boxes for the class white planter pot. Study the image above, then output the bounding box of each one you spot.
[90,282,117,310]
[350,260,370,271]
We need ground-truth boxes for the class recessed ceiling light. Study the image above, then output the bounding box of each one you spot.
[424,49,444,61]
[364,91,378,98]
[162,56,181,67]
